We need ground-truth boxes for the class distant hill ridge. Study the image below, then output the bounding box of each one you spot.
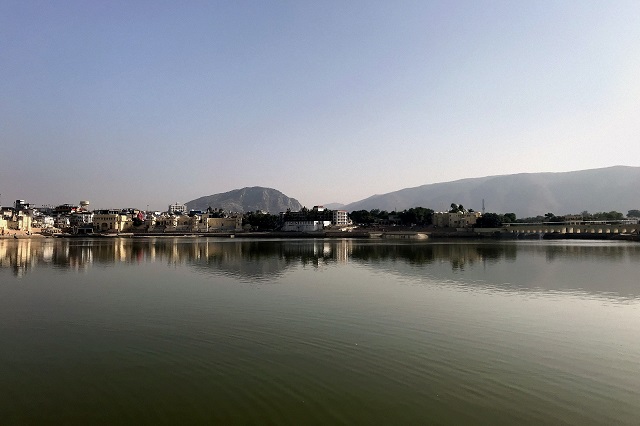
[186,187,302,215]
[186,167,640,218]
[343,166,640,218]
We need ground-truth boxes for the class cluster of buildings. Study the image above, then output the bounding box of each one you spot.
[1,200,34,235]
[280,206,350,232]
[0,200,243,235]
[1,200,352,235]
[1,195,496,237]
[91,207,242,234]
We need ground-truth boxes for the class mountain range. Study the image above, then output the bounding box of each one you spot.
[186,166,640,218]
[342,166,640,217]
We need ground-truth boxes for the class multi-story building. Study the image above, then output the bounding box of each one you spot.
[281,206,337,231]
[176,215,192,231]
[154,214,178,231]
[92,210,133,233]
[332,210,350,226]
[168,203,187,215]
[70,211,94,226]
[14,200,31,212]
[146,212,241,233]
[55,216,71,230]
[31,210,55,229]
[206,216,242,232]
[54,204,78,215]
[433,211,482,228]
[1,206,33,232]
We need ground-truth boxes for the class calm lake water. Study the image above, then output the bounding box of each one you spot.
[1,238,639,424]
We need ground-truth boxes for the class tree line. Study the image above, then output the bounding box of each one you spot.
[475,210,639,228]
[236,207,640,231]
[349,207,434,226]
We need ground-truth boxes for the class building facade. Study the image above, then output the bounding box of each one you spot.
[282,220,331,232]
[92,210,133,233]
[332,210,350,226]
[168,203,187,215]
[433,211,482,228]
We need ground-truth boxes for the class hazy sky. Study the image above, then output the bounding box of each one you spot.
[2,1,639,210]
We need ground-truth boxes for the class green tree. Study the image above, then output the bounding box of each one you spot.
[607,211,624,220]
[242,211,279,230]
[449,203,466,213]
[543,212,565,222]
[592,211,624,220]
[349,210,375,225]
[474,213,503,228]
[398,207,434,226]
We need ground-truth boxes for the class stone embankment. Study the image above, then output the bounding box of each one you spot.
[2,227,638,241]
[0,229,45,239]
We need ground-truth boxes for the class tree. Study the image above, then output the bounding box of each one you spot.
[349,210,375,225]
[627,209,640,218]
[606,211,624,220]
[474,213,503,228]
[449,203,466,213]
[592,211,624,221]
[398,207,434,226]
[544,212,564,222]
[243,211,279,230]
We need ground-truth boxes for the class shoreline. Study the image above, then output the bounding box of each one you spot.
[2,229,638,242]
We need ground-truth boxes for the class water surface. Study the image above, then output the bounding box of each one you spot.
[1,238,639,424]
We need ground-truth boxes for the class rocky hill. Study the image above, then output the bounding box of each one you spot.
[186,187,302,214]
[343,166,640,218]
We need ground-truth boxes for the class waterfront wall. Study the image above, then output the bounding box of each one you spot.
[503,223,640,235]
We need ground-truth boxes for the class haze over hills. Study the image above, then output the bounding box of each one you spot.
[186,187,302,214]
[343,166,640,218]
[184,167,639,218]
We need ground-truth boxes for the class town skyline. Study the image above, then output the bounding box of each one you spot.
[3,164,640,217]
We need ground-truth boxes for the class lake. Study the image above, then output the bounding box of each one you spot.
[1,238,639,424]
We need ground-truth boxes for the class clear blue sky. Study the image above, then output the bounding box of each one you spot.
[2,1,639,210]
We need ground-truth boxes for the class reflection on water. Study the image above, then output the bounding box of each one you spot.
[1,238,640,424]
[2,238,640,300]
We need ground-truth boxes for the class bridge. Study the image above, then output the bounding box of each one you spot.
[503,221,640,235]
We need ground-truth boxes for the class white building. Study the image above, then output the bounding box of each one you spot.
[33,216,55,229]
[332,210,350,226]
[282,220,331,232]
[168,203,187,215]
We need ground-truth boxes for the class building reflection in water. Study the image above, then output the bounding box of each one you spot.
[0,238,355,278]
[1,239,639,299]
